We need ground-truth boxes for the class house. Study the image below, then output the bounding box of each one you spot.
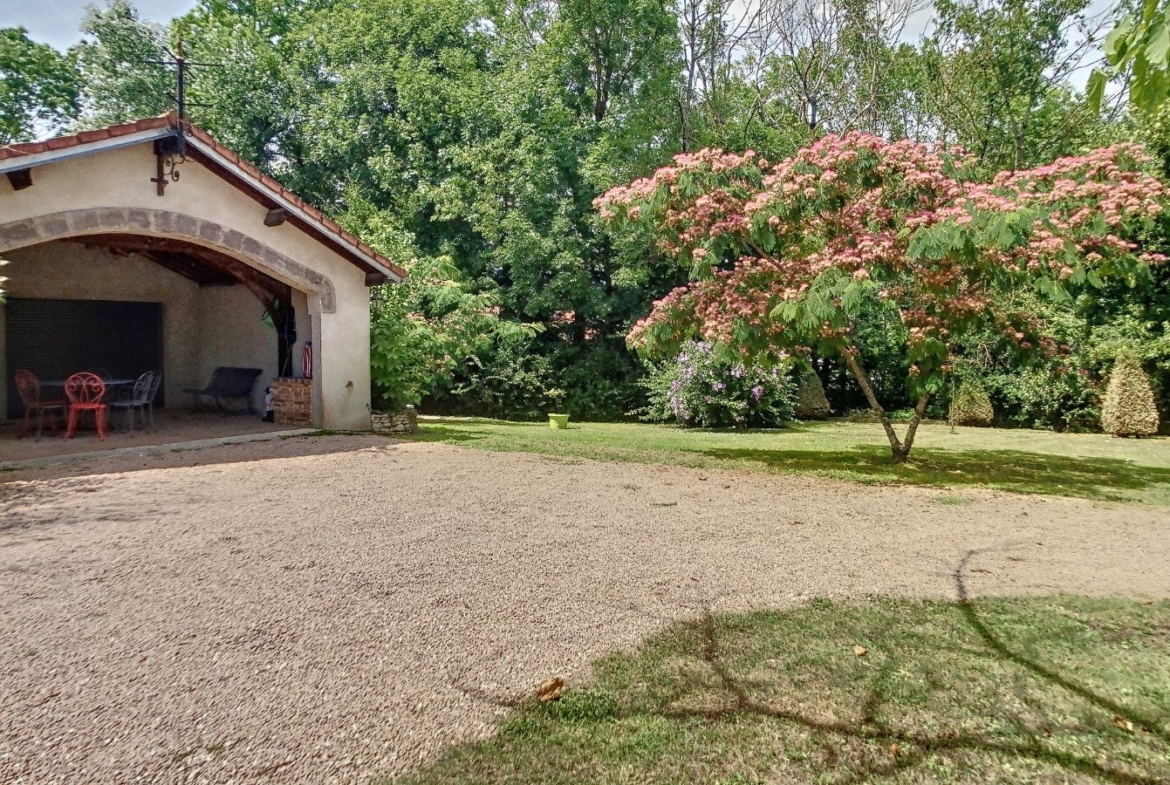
[0,114,404,431]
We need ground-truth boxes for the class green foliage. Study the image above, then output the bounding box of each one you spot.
[925,0,1104,170]
[818,305,913,414]
[551,339,647,420]
[1091,0,1170,113]
[950,379,994,426]
[72,0,172,127]
[174,0,310,171]
[31,0,1165,427]
[1101,350,1162,436]
[370,255,541,411]
[0,27,79,142]
[639,341,795,428]
[983,364,1099,431]
[452,336,556,421]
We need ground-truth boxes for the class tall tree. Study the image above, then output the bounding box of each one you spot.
[923,0,1107,170]
[72,0,171,127]
[174,0,312,171]
[0,28,79,143]
[551,0,679,124]
[598,137,1166,460]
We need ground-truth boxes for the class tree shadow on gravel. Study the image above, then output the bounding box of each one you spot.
[700,445,1170,500]
[398,558,1170,785]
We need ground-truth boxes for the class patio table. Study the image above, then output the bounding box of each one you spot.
[42,379,136,392]
[42,379,137,432]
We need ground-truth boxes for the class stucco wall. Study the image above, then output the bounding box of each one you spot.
[0,141,374,429]
[195,286,313,411]
[196,284,277,403]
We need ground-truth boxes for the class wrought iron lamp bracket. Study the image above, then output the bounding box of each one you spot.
[152,133,187,197]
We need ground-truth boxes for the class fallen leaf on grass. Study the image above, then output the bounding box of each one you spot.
[854,646,868,657]
[536,678,564,702]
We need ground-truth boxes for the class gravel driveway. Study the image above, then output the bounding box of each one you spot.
[2,436,1168,784]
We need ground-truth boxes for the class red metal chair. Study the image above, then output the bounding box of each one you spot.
[15,370,67,439]
[64,372,109,440]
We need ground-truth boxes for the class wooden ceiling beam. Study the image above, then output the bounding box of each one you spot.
[264,207,290,227]
[74,233,294,307]
[6,168,32,191]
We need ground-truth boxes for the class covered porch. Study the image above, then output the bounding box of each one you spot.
[1,234,313,444]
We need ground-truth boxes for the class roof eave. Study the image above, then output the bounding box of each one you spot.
[0,127,173,176]
[0,120,406,284]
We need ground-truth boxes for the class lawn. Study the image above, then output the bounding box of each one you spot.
[399,595,1170,784]
[406,418,1170,505]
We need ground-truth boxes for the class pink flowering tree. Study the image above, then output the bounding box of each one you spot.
[597,133,1167,462]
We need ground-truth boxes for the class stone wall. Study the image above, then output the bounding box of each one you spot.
[272,378,312,427]
[372,405,418,434]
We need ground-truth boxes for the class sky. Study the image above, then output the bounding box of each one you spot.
[1,0,197,51]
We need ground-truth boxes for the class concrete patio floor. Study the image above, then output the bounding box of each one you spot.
[0,409,294,466]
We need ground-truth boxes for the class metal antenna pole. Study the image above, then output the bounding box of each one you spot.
[140,40,220,195]
[176,39,186,121]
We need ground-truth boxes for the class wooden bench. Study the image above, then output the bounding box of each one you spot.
[184,367,263,413]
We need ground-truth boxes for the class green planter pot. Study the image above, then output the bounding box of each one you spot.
[548,413,569,429]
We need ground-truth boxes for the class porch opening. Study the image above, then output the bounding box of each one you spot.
[1,235,315,443]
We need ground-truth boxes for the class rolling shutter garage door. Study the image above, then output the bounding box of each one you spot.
[6,298,164,419]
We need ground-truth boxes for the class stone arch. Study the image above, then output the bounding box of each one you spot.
[0,208,337,312]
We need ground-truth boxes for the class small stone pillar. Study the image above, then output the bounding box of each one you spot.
[272,378,313,427]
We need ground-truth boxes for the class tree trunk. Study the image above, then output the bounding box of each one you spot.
[839,349,931,464]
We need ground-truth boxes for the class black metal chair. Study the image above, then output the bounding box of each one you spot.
[183,367,263,413]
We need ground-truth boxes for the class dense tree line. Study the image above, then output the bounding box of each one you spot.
[3,0,1168,429]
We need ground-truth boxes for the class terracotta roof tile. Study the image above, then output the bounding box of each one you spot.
[44,135,75,150]
[0,115,405,281]
[76,129,112,143]
[0,116,173,163]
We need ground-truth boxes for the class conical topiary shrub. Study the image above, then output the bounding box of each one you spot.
[951,379,994,426]
[1101,352,1160,437]
[794,371,831,419]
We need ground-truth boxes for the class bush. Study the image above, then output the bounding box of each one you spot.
[982,364,1099,431]
[951,379,994,426]
[1101,352,1161,437]
[639,341,795,428]
[794,371,831,419]
[450,336,554,421]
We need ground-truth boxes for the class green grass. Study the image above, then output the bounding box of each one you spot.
[405,418,1170,505]
[397,595,1170,784]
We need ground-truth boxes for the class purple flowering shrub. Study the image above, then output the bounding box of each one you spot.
[639,341,795,428]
